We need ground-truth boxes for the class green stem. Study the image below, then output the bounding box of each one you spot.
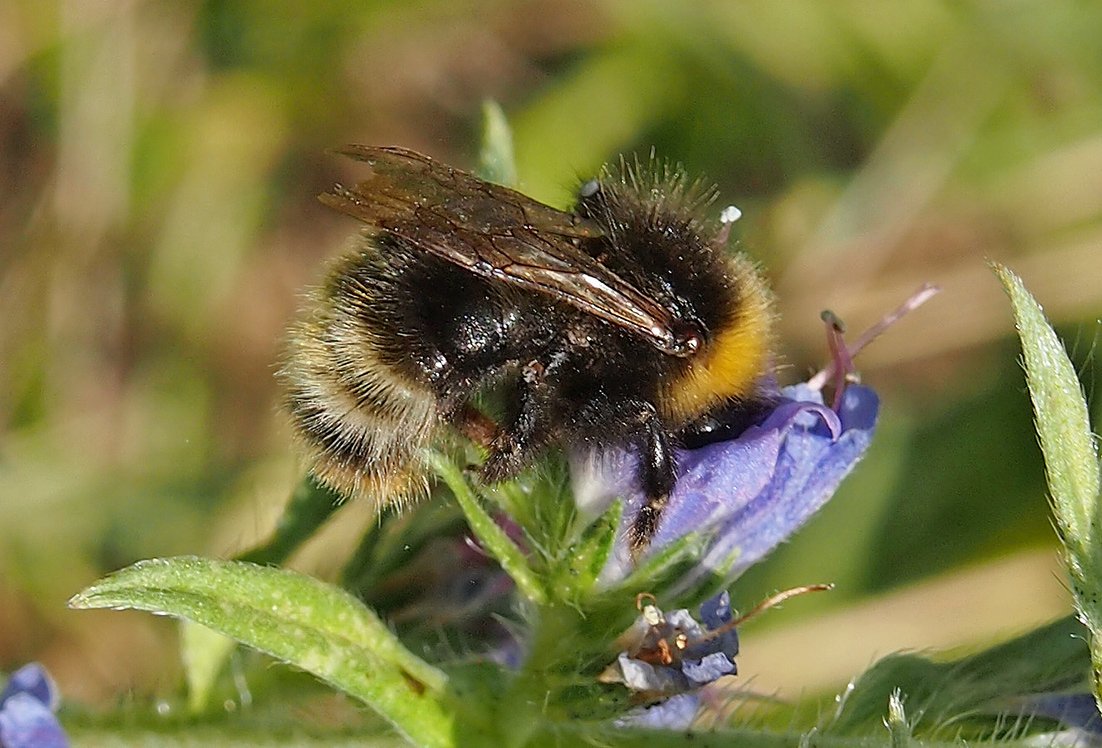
[495,603,587,748]
[429,452,547,604]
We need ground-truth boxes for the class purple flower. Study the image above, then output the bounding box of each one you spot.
[583,375,877,730]
[589,288,930,732]
[616,693,701,730]
[1018,696,1097,735]
[0,664,68,748]
[573,382,879,586]
[602,593,739,729]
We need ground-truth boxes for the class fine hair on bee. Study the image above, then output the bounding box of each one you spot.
[280,147,777,555]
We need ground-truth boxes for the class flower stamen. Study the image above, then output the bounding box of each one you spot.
[693,583,835,646]
[822,310,854,411]
[808,283,940,397]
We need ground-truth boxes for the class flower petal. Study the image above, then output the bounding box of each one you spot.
[575,419,786,584]
[614,653,690,694]
[615,692,700,730]
[0,663,59,712]
[700,384,878,579]
[575,383,879,586]
[682,652,736,685]
[1022,692,1102,735]
[686,592,738,661]
[607,593,740,702]
[699,590,733,628]
[0,693,69,748]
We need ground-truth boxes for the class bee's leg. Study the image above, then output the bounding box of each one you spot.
[629,405,676,557]
[677,396,778,449]
[478,374,555,483]
[452,402,499,449]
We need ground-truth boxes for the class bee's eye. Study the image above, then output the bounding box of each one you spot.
[681,333,702,355]
[670,321,705,357]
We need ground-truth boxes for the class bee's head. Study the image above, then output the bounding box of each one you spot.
[574,158,776,423]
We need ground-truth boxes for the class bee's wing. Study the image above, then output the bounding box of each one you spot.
[320,146,697,357]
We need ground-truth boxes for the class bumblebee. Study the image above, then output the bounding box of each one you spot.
[281,147,775,553]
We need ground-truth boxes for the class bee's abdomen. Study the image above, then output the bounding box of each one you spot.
[280,253,439,506]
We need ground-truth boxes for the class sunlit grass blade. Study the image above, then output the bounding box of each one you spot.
[428,452,548,605]
[70,557,454,748]
[236,476,342,567]
[479,99,517,187]
[885,691,912,747]
[180,620,236,714]
[995,263,1102,708]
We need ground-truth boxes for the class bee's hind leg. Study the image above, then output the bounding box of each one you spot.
[477,372,555,483]
[452,402,499,449]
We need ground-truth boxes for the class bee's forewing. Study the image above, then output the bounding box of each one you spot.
[321,146,693,357]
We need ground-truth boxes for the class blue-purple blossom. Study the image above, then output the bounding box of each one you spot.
[0,664,68,748]
[1013,696,1102,735]
[573,382,879,585]
[615,693,701,730]
[603,593,738,729]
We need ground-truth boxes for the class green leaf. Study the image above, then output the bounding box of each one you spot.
[609,532,708,609]
[619,531,706,590]
[428,452,547,605]
[180,476,341,713]
[70,557,454,748]
[995,263,1102,707]
[236,476,342,567]
[485,461,575,564]
[478,100,517,188]
[552,500,621,599]
[995,264,1100,565]
[831,614,1090,739]
[341,498,465,600]
[584,532,708,635]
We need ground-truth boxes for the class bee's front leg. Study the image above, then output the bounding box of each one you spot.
[629,404,677,557]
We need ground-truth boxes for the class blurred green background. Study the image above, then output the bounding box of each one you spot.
[2,0,1100,719]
